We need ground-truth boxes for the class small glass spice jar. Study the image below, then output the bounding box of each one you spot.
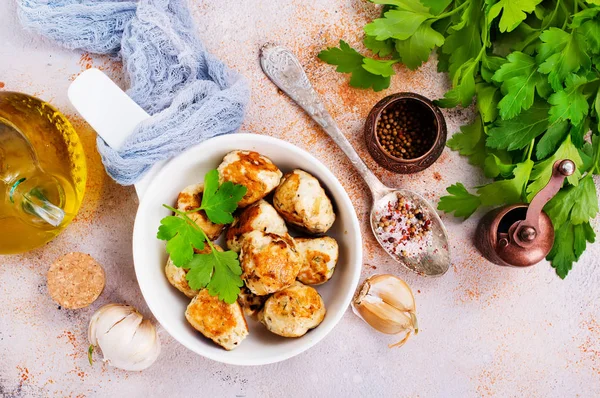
[364,93,447,174]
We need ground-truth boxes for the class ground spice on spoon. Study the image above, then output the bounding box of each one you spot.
[373,193,433,260]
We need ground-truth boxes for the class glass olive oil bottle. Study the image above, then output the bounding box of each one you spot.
[0,92,86,254]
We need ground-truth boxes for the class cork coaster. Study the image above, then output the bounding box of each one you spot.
[47,252,106,309]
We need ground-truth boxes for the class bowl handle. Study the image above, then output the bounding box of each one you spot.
[68,68,163,199]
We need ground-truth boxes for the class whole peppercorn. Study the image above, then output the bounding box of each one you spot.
[375,100,437,160]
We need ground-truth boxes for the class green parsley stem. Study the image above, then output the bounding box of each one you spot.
[435,1,469,20]
[163,204,234,280]
[541,0,561,31]
[592,134,600,175]
[560,1,570,29]
[526,139,535,162]
[183,206,204,214]
[162,204,218,253]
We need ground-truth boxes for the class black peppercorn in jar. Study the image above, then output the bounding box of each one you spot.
[375,100,437,160]
[364,93,447,174]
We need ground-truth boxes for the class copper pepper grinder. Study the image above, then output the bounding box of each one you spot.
[475,159,575,267]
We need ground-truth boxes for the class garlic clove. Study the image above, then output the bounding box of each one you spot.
[352,274,418,348]
[98,312,144,370]
[124,319,161,371]
[88,303,134,346]
[89,304,160,371]
[353,294,413,335]
[364,274,416,312]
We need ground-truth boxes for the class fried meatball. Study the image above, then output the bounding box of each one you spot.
[240,230,301,296]
[176,183,224,240]
[237,286,268,318]
[259,282,326,337]
[295,237,338,285]
[185,289,248,350]
[226,199,288,252]
[165,244,223,298]
[273,169,336,234]
[218,150,282,208]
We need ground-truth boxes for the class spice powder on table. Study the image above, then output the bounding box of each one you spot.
[373,193,432,259]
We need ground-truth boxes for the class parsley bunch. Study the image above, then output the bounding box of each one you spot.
[157,170,247,303]
[320,0,600,277]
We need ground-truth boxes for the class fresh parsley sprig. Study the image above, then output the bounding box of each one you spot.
[156,170,246,303]
[320,0,600,277]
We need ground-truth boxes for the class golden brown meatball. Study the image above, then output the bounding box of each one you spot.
[217,150,282,208]
[237,286,268,318]
[185,289,248,350]
[240,230,301,296]
[295,237,338,285]
[165,244,223,298]
[259,282,326,337]
[176,183,224,240]
[226,199,288,252]
[273,169,336,234]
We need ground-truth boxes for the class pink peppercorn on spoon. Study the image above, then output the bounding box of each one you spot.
[260,44,450,276]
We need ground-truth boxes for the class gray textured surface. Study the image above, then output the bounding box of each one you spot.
[1,0,599,397]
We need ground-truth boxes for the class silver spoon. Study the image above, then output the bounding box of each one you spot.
[259,44,450,276]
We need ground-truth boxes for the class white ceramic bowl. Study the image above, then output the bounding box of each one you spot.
[132,134,363,365]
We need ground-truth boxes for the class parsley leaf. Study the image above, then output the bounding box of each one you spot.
[362,58,398,77]
[486,101,550,150]
[536,120,570,159]
[157,216,205,266]
[157,171,246,303]
[420,0,452,15]
[364,9,433,41]
[185,253,214,289]
[570,120,590,148]
[441,1,482,81]
[438,160,534,217]
[437,183,481,219]
[579,19,600,55]
[548,74,590,125]
[364,35,394,57]
[446,114,487,167]
[545,175,599,227]
[200,170,247,224]
[484,153,515,178]
[318,40,392,91]
[477,160,534,206]
[475,82,500,123]
[492,51,551,120]
[488,0,543,33]
[186,251,243,303]
[204,251,244,304]
[394,21,445,69]
[435,59,477,108]
[571,7,600,28]
[537,28,591,91]
[547,222,595,279]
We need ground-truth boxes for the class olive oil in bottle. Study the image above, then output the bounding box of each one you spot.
[0,92,87,254]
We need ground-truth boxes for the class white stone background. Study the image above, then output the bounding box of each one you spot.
[1,0,599,397]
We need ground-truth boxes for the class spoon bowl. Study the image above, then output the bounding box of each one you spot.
[370,189,450,276]
[260,43,450,276]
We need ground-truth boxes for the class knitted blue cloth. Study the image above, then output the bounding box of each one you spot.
[18,0,250,185]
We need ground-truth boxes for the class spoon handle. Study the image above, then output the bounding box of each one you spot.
[259,43,388,199]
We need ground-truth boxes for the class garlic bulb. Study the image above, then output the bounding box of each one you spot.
[88,303,161,371]
[352,274,418,348]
